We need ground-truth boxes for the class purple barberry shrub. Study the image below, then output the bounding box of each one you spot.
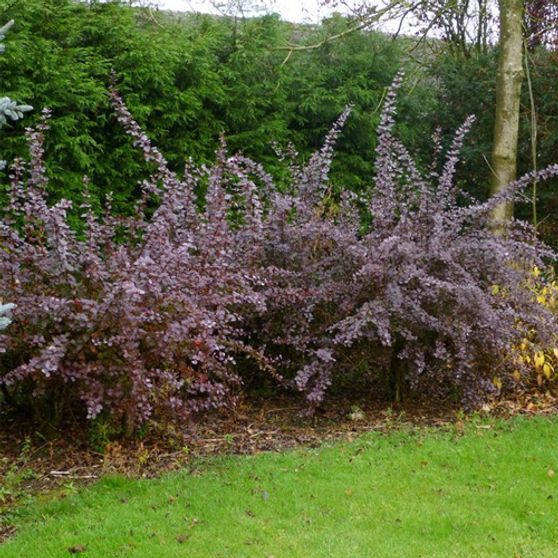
[1,74,557,434]
[0,101,269,432]
[274,74,558,408]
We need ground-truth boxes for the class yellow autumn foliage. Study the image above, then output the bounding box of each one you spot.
[509,268,558,389]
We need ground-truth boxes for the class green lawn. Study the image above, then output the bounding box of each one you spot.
[1,416,558,557]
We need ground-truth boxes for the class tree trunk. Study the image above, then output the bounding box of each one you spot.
[489,0,525,229]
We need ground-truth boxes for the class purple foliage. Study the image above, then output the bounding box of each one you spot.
[0,97,268,431]
[1,75,557,431]
[254,74,558,408]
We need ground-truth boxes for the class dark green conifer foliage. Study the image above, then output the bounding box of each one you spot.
[0,1,415,210]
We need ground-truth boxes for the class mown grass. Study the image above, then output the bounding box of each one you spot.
[1,416,558,557]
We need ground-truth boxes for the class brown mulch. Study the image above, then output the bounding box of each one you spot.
[1,391,557,543]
